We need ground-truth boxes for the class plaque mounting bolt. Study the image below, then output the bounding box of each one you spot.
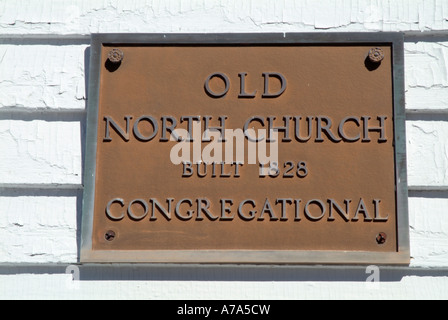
[108,48,124,63]
[105,230,116,241]
[376,232,387,245]
[368,47,384,63]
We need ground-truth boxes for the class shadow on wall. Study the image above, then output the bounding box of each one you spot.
[0,263,447,282]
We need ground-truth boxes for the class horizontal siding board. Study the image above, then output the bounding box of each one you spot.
[0,42,447,113]
[0,194,446,266]
[409,197,448,267]
[0,120,446,188]
[0,44,87,110]
[1,0,448,35]
[1,268,448,299]
[406,120,448,187]
[0,196,77,263]
[405,42,448,111]
[0,120,82,185]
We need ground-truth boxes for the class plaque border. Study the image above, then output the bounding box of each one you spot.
[80,33,409,265]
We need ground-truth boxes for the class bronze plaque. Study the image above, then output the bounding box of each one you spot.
[81,33,410,264]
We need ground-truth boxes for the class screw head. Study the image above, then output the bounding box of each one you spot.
[376,232,387,244]
[107,49,124,63]
[368,47,384,63]
[105,230,116,241]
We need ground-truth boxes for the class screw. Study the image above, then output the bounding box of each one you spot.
[105,230,116,241]
[376,232,387,244]
[368,47,384,63]
[107,48,124,63]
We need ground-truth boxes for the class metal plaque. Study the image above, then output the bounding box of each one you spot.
[81,33,410,264]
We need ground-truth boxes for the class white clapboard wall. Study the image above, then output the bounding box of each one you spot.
[0,0,447,299]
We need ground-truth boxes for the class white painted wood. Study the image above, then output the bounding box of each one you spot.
[406,121,448,187]
[409,197,448,267]
[0,0,447,300]
[0,0,447,35]
[0,45,87,110]
[0,120,82,185]
[405,42,448,111]
[0,196,77,263]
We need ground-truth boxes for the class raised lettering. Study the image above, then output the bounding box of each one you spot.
[305,199,326,221]
[105,198,125,221]
[262,72,287,98]
[238,72,257,98]
[204,73,230,98]
[238,199,257,221]
[104,115,131,142]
